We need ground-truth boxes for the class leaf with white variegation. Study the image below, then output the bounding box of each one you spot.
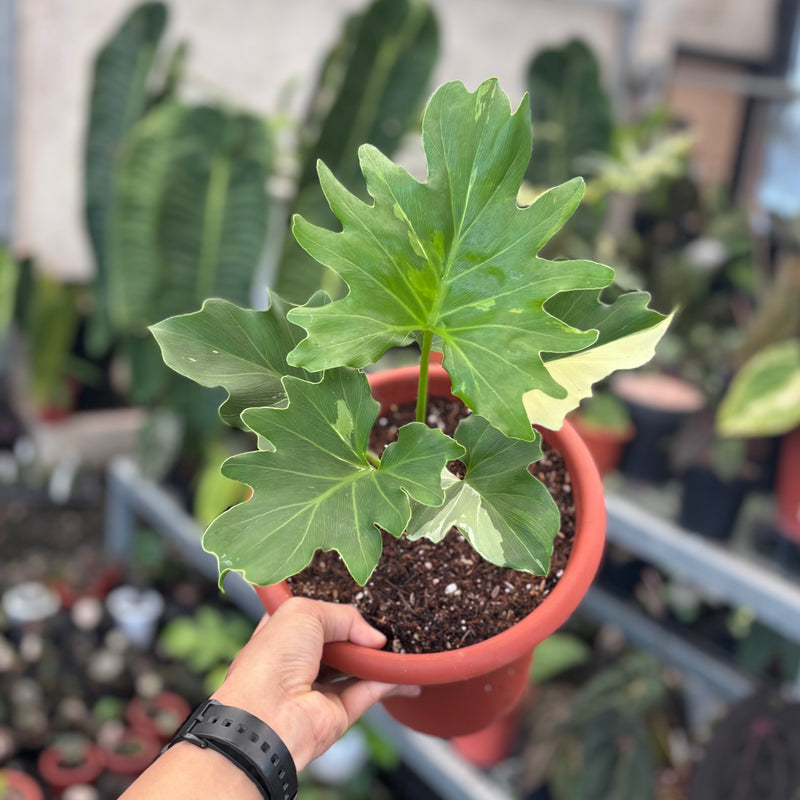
[149,292,324,428]
[288,79,623,441]
[524,290,673,429]
[205,369,464,586]
[717,339,800,437]
[407,414,559,575]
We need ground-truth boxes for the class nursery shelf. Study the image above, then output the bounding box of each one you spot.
[605,492,800,649]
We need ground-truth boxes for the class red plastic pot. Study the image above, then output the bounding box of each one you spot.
[568,412,634,477]
[255,365,606,738]
[127,691,192,744]
[37,740,105,796]
[102,727,161,777]
[450,702,526,767]
[0,769,44,800]
[776,426,800,543]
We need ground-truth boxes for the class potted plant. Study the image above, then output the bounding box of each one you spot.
[567,390,634,477]
[36,733,106,796]
[689,690,800,799]
[0,770,44,800]
[151,78,670,737]
[716,338,800,542]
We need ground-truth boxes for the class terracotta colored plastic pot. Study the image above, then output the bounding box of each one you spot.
[127,691,192,744]
[450,700,528,767]
[776,427,800,543]
[568,413,634,477]
[0,769,44,800]
[37,740,106,796]
[255,365,606,738]
[103,727,161,777]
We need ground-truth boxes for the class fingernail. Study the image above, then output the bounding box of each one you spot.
[399,685,422,697]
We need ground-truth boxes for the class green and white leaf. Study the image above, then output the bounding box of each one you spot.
[524,290,673,429]
[205,369,464,586]
[717,339,800,437]
[407,414,559,575]
[288,79,619,441]
[150,293,322,428]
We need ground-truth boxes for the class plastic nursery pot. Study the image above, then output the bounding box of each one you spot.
[611,372,704,484]
[254,365,606,738]
[568,412,635,478]
[679,466,749,540]
[126,691,192,744]
[0,769,45,800]
[102,727,161,777]
[37,739,106,796]
[775,427,800,543]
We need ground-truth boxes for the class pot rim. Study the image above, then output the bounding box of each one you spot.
[255,365,606,684]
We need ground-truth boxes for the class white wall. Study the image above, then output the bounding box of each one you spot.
[11,0,778,281]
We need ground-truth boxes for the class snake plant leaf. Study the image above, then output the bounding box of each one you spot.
[523,290,673,429]
[274,0,439,303]
[85,2,168,348]
[106,102,182,333]
[289,79,617,441]
[406,414,559,575]
[526,39,614,188]
[150,292,323,429]
[109,104,270,334]
[158,106,271,319]
[717,339,800,437]
[205,369,464,586]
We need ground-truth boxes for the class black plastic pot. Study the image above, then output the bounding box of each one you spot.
[611,373,704,485]
[679,467,749,540]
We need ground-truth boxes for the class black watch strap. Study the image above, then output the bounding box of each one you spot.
[163,698,298,800]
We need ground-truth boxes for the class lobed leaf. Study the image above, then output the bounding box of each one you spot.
[525,291,673,429]
[149,293,320,428]
[205,369,464,586]
[407,414,559,575]
[288,79,618,440]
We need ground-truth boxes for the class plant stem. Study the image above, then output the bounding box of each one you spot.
[416,330,434,423]
[366,450,382,468]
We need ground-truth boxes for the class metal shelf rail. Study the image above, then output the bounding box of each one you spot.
[605,492,800,697]
[104,458,800,795]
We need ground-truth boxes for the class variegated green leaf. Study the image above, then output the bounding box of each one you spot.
[150,293,322,428]
[717,339,800,437]
[524,291,673,429]
[205,369,464,586]
[288,79,617,441]
[407,414,559,575]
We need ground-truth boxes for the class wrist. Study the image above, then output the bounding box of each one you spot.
[211,689,314,772]
[166,699,298,800]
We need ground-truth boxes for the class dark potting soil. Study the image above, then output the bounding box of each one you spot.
[288,396,575,654]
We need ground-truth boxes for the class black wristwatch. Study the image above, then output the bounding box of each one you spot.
[163,698,298,800]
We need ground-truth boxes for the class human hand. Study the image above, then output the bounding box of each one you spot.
[211,596,419,771]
